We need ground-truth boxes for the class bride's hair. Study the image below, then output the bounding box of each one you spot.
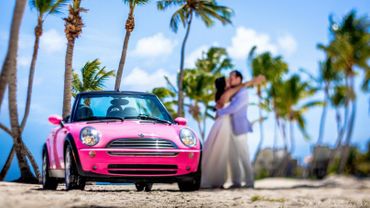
[215,76,226,102]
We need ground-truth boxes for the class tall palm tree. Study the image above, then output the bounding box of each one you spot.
[62,0,85,118]
[0,0,41,183]
[72,59,115,96]
[114,0,150,91]
[315,57,339,145]
[322,11,369,172]
[272,75,320,176]
[0,0,27,110]
[249,50,288,160]
[22,0,69,130]
[157,0,233,117]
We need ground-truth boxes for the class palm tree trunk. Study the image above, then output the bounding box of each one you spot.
[21,18,42,130]
[0,145,15,181]
[201,106,208,140]
[339,76,357,173]
[8,52,37,183]
[289,120,295,154]
[0,0,27,110]
[62,40,75,118]
[177,13,193,117]
[114,7,135,91]
[23,143,41,181]
[316,85,329,145]
[254,88,264,161]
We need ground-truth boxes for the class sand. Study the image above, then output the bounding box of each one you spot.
[0,175,369,208]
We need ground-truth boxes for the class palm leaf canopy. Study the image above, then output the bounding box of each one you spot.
[72,59,115,97]
[30,0,69,16]
[251,51,288,84]
[122,0,150,7]
[157,0,233,32]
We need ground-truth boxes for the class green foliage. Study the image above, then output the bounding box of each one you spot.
[157,0,233,33]
[30,0,69,16]
[328,143,370,177]
[72,59,115,97]
[152,87,177,118]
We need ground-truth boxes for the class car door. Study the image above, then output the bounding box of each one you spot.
[53,126,69,170]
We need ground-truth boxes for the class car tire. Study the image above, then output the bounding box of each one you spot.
[65,145,84,191]
[135,183,145,192]
[144,183,153,192]
[178,169,201,192]
[42,151,58,190]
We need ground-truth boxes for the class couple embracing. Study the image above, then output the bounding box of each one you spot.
[201,70,265,189]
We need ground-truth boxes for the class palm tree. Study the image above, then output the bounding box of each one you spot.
[114,0,150,91]
[315,57,339,145]
[0,0,41,183]
[152,86,177,118]
[22,0,69,131]
[249,50,288,160]
[62,0,85,118]
[0,0,27,109]
[322,11,369,173]
[157,0,233,117]
[72,59,115,96]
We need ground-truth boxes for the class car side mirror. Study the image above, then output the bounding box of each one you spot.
[175,117,187,126]
[48,115,64,126]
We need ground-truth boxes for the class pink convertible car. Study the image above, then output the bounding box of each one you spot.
[42,91,202,192]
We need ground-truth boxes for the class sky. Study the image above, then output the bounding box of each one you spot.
[0,0,369,181]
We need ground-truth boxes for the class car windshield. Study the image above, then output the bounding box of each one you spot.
[72,93,173,123]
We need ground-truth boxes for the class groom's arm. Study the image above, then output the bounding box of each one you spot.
[217,89,248,116]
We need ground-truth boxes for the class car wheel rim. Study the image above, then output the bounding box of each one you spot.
[65,149,71,186]
[42,155,47,186]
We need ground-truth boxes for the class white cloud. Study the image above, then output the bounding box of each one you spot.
[40,29,65,54]
[132,33,177,58]
[122,67,176,92]
[185,45,209,68]
[227,27,297,60]
[277,34,298,56]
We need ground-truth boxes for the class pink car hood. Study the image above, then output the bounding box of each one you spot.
[67,120,196,149]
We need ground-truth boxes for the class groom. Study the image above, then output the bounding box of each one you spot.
[217,70,254,188]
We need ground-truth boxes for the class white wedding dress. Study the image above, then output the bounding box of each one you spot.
[201,107,234,188]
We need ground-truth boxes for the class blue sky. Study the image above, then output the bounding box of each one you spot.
[0,0,369,181]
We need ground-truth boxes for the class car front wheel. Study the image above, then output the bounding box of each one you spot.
[42,151,58,190]
[64,145,85,191]
[178,169,201,192]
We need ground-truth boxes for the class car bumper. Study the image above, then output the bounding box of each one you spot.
[77,148,201,178]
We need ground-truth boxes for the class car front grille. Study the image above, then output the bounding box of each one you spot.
[107,164,178,175]
[107,138,177,149]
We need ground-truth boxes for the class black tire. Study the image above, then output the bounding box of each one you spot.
[42,151,58,190]
[135,183,145,192]
[65,144,85,191]
[178,170,201,192]
[144,183,153,192]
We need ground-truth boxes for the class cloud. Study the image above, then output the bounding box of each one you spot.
[122,67,176,92]
[40,29,65,54]
[227,27,297,60]
[132,33,177,58]
[185,42,220,68]
[277,34,298,56]
[185,45,209,68]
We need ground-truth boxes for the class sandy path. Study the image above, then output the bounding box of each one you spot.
[0,176,369,208]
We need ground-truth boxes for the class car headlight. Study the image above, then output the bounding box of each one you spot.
[80,127,100,146]
[180,128,197,147]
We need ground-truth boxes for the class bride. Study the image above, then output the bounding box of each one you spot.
[201,75,264,189]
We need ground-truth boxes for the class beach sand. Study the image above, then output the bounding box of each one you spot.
[0,175,369,208]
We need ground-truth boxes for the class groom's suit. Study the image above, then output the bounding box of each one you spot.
[217,87,254,187]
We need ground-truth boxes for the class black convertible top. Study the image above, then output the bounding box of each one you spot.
[77,90,154,96]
